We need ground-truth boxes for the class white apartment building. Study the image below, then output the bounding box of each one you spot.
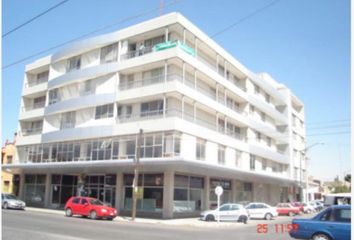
[3,12,306,218]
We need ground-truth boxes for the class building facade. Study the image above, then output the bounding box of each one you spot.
[3,13,306,218]
[2,134,19,195]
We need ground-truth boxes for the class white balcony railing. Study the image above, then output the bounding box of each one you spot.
[22,102,46,112]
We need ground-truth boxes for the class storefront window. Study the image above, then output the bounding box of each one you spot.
[209,178,231,208]
[173,174,203,212]
[123,173,164,212]
[24,174,46,207]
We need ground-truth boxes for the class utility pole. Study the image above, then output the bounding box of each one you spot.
[131,129,143,221]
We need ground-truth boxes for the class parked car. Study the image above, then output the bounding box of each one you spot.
[310,201,324,212]
[245,202,278,220]
[289,205,351,240]
[1,193,26,210]
[200,203,249,223]
[302,202,316,214]
[276,203,301,216]
[64,196,117,220]
[291,202,304,213]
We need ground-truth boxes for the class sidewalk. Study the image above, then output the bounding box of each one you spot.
[25,207,244,227]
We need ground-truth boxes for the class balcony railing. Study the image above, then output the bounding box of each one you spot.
[22,102,46,112]
[21,128,42,136]
[120,46,154,60]
[26,77,48,88]
[119,74,182,90]
[116,108,249,142]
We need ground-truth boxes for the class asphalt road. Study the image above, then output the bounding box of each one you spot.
[2,209,303,240]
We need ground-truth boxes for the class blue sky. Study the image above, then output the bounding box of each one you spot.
[2,0,350,181]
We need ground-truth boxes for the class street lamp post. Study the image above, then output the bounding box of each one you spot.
[299,142,324,202]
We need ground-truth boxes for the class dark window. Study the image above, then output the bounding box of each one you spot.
[81,198,88,205]
[244,182,253,192]
[174,189,187,201]
[72,198,80,204]
[219,205,230,211]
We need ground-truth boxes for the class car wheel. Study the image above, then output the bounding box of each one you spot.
[205,214,215,222]
[65,208,73,217]
[3,202,8,209]
[89,210,97,220]
[312,233,331,240]
[239,215,247,224]
[288,211,294,217]
[265,213,272,220]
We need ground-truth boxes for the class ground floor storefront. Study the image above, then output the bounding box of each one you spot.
[10,163,299,218]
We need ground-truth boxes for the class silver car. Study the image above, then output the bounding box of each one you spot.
[2,193,26,210]
[200,203,249,223]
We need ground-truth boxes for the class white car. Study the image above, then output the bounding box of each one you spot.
[302,202,316,213]
[200,203,249,223]
[245,202,278,220]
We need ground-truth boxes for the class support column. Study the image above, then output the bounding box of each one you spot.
[115,172,124,211]
[117,41,122,62]
[216,83,219,101]
[216,113,219,132]
[203,176,210,210]
[216,54,219,72]
[165,27,169,42]
[224,60,227,79]
[181,95,185,120]
[182,62,186,85]
[193,102,197,123]
[163,170,174,219]
[231,179,238,202]
[194,70,197,89]
[194,37,198,57]
[183,28,186,44]
[44,173,51,208]
[224,117,227,134]
[163,94,166,118]
[19,172,25,200]
[224,89,227,106]
[164,60,168,83]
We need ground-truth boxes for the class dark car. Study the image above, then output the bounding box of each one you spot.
[289,205,351,240]
[64,196,117,220]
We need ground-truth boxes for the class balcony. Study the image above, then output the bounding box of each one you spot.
[21,128,42,136]
[22,102,46,112]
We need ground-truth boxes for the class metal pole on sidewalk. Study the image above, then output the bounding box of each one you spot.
[132,129,143,221]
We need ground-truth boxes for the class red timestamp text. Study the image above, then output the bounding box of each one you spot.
[256,224,299,234]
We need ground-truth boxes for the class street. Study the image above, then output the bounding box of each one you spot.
[2,209,304,240]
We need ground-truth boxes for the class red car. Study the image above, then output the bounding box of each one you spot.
[291,202,304,213]
[276,203,300,216]
[64,196,117,220]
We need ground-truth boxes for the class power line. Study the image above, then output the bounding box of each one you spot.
[306,131,351,137]
[2,0,182,70]
[2,0,70,38]
[306,119,350,126]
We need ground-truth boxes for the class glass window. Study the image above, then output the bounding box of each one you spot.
[49,88,59,105]
[244,182,252,192]
[95,104,114,119]
[262,159,267,170]
[72,198,80,204]
[174,189,187,201]
[60,111,76,129]
[333,209,351,223]
[100,43,118,63]
[219,205,230,211]
[196,139,206,160]
[144,174,163,187]
[175,175,189,188]
[140,100,163,117]
[250,154,256,170]
[218,145,225,165]
[67,55,81,72]
[190,177,203,189]
[81,198,88,205]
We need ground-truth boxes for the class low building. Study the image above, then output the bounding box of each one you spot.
[2,134,19,195]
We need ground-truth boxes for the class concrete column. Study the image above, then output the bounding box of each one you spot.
[162,170,174,219]
[164,60,168,83]
[44,173,51,207]
[216,54,219,72]
[216,83,219,101]
[216,113,219,132]
[115,172,124,211]
[193,102,197,123]
[165,27,169,42]
[182,62,186,85]
[224,89,227,105]
[224,60,227,79]
[183,28,186,44]
[118,41,121,62]
[194,37,198,57]
[19,172,25,200]
[224,117,227,134]
[231,179,238,202]
[163,94,166,118]
[181,95,185,120]
[203,176,210,210]
[194,70,197,89]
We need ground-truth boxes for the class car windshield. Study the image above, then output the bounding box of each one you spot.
[6,194,18,200]
[90,199,104,206]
